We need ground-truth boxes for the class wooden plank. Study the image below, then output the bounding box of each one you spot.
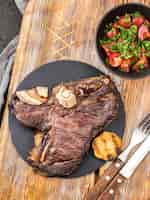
[0,0,150,199]
[116,0,150,199]
[0,1,108,199]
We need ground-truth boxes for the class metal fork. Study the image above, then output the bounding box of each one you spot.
[119,113,150,161]
[86,113,150,200]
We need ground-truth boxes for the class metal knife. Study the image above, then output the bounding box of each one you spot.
[86,113,150,200]
[98,134,150,200]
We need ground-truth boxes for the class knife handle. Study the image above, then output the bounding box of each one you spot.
[98,174,125,200]
[86,159,124,200]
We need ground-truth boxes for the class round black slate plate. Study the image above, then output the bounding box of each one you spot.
[9,60,125,178]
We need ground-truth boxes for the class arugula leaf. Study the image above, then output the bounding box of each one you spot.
[130,25,138,33]
[145,52,150,57]
[105,58,109,65]
[114,16,120,22]
[99,38,112,44]
[141,40,150,51]
[105,23,113,32]
[124,14,130,23]
[111,44,119,52]
[130,59,137,67]
[138,64,144,69]
[112,33,120,41]
[119,25,137,42]
[133,11,142,17]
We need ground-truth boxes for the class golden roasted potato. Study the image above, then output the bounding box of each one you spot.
[92,131,122,161]
[28,131,43,162]
[34,131,43,147]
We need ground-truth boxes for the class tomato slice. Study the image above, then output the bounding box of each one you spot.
[133,16,144,27]
[106,28,117,39]
[138,24,150,40]
[113,22,119,29]
[108,53,122,67]
[118,15,131,28]
[120,59,131,72]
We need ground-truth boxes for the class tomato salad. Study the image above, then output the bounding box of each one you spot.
[100,12,150,72]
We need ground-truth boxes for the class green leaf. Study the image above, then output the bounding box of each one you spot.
[138,64,144,69]
[111,44,118,52]
[124,14,130,23]
[145,52,150,57]
[130,59,137,67]
[105,23,113,32]
[142,40,150,51]
[133,11,142,17]
[111,33,120,41]
[130,25,138,33]
[99,38,112,44]
[105,58,109,65]
[114,16,120,21]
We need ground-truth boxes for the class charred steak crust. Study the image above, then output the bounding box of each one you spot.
[11,75,120,176]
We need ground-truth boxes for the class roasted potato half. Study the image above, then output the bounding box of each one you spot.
[92,131,122,161]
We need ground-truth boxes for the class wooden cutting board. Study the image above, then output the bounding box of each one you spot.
[0,0,150,199]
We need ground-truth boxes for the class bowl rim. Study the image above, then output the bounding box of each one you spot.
[95,2,150,79]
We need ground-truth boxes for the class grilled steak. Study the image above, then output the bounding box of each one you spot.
[11,76,119,176]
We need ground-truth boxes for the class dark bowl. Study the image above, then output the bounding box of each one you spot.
[96,3,150,79]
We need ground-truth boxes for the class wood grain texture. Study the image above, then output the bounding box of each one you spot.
[98,174,125,200]
[86,159,124,200]
[0,0,150,200]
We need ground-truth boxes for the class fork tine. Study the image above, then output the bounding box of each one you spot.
[142,124,150,134]
[139,113,150,127]
[143,124,150,134]
[139,113,150,132]
[141,119,150,131]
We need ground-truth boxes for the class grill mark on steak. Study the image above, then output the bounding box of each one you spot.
[11,75,120,176]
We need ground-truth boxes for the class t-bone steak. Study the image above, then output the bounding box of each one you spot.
[10,75,119,176]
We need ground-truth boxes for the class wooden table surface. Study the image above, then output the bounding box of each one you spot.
[0,0,150,199]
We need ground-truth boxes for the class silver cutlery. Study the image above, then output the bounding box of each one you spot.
[86,113,150,200]
[99,133,150,200]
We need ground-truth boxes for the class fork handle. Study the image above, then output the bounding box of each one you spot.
[86,159,124,200]
[98,174,125,200]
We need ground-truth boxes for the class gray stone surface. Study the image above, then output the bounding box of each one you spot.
[0,0,21,52]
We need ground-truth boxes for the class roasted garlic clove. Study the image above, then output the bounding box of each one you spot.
[36,86,48,98]
[92,131,122,161]
[27,89,45,102]
[56,86,77,108]
[16,91,43,105]
[16,87,48,105]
